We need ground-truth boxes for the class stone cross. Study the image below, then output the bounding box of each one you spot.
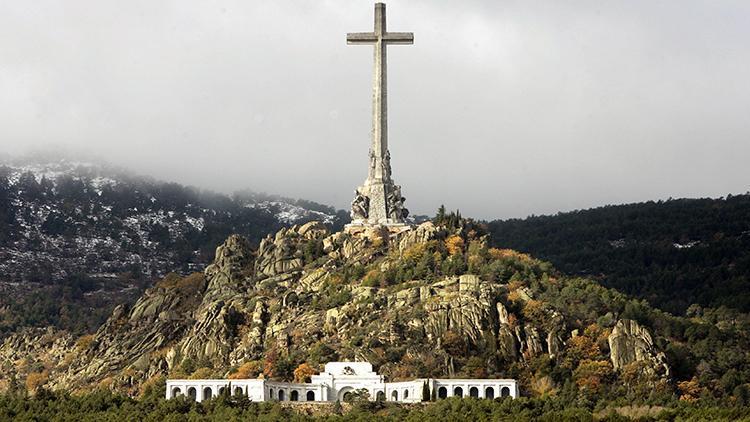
[346,3,412,227]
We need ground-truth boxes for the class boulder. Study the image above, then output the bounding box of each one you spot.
[255,235,303,277]
[398,221,439,252]
[497,325,518,360]
[496,302,511,325]
[205,235,252,285]
[298,221,329,240]
[522,326,544,358]
[458,274,481,294]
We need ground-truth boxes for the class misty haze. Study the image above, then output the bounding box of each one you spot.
[3,1,749,219]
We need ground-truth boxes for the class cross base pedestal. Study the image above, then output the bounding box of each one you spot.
[344,222,412,239]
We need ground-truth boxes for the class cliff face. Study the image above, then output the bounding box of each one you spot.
[608,319,670,378]
[0,221,672,395]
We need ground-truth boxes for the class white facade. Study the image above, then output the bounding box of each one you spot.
[166,361,518,403]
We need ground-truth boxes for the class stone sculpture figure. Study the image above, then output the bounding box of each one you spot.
[387,186,408,220]
[351,190,370,221]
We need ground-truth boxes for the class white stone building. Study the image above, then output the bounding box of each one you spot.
[166,361,518,403]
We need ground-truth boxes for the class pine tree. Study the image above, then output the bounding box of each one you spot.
[422,381,431,402]
[435,204,447,225]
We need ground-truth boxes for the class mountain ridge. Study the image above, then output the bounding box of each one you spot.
[487,194,750,314]
[0,157,348,336]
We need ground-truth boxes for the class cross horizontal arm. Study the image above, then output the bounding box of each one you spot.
[347,32,414,45]
[382,32,414,44]
[347,32,378,44]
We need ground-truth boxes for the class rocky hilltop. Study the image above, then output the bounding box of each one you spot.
[1,218,677,398]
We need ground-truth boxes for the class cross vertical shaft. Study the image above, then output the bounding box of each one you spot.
[371,3,387,183]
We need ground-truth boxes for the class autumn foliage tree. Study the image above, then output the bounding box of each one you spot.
[678,377,703,402]
[188,367,215,380]
[573,360,613,395]
[562,335,601,370]
[293,363,316,383]
[25,370,49,393]
[228,361,262,379]
[445,235,465,256]
[441,330,466,357]
[262,349,279,379]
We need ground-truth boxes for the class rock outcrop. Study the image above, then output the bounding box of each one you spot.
[0,327,75,391]
[46,271,206,393]
[255,222,329,278]
[422,275,497,347]
[608,319,670,378]
[398,221,441,252]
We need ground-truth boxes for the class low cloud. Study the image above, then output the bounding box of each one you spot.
[1,0,749,219]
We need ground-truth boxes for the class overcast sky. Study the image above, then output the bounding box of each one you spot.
[2,1,749,219]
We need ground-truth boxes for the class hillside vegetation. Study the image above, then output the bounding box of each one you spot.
[488,195,750,315]
[1,213,748,420]
[2,389,749,421]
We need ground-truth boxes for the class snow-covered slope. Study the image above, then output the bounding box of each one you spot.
[0,159,344,283]
[0,158,346,334]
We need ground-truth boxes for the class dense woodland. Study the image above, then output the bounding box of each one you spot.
[487,195,750,315]
[1,382,749,421]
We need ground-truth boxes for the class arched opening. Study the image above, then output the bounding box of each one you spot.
[234,387,243,396]
[188,387,197,400]
[306,391,315,401]
[438,387,447,399]
[338,387,354,402]
[501,386,511,397]
[403,389,409,399]
[171,387,182,398]
[485,387,495,399]
[278,390,286,401]
[218,387,226,396]
[376,391,386,401]
[290,390,299,401]
[391,390,398,401]
[203,387,213,400]
[469,387,479,398]
[269,388,274,399]
[453,386,463,397]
